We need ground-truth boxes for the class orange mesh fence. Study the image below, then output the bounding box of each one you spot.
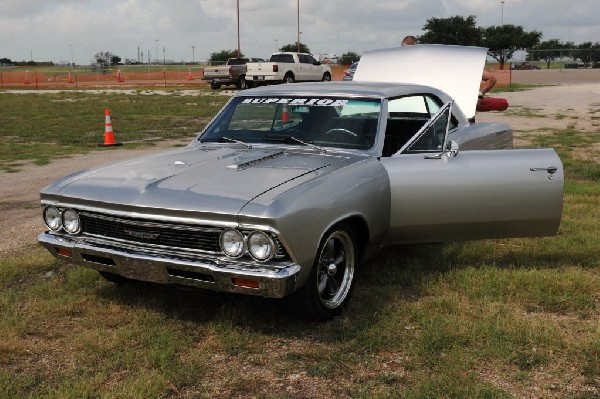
[0,67,206,88]
[1,65,502,87]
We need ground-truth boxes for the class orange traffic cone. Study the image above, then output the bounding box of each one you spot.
[24,70,31,84]
[187,67,193,81]
[99,109,122,146]
[67,72,74,84]
[281,104,289,122]
[116,69,125,83]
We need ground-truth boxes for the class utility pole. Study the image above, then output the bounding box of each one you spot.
[192,45,195,63]
[297,0,300,52]
[237,0,241,58]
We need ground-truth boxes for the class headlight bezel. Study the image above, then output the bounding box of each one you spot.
[43,206,63,231]
[219,228,245,258]
[247,231,276,262]
[62,208,81,234]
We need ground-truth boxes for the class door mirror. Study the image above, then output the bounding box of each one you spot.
[446,140,459,157]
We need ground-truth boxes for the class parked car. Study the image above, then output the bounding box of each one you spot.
[343,61,359,81]
[246,52,331,86]
[38,46,563,320]
[202,57,264,90]
[513,62,541,70]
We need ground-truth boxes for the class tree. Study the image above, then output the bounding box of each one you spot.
[94,51,119,66]
[483,25,542,69]
[419,15,482,46]
[110,55,122,65]
[279,42,311,54]
[573,42,600,66]
[209,49,244,63]
[531,39,573,68]
[340,51,360,65]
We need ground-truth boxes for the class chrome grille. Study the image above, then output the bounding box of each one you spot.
[80,212,222,253]
[78,211,288,259]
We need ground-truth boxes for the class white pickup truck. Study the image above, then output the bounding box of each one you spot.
[246,52,332,87]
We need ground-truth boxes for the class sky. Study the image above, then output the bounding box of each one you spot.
[1,0,599,65]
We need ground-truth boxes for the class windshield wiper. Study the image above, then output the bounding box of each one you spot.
[264,135,332,154]
[201,136,252,149]
[288,136,330,154]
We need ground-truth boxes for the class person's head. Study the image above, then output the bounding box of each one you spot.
[401,35,418,46]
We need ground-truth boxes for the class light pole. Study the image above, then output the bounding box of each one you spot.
[501,1,505,25]
[70,43,73,66]
[192,45,195,63]
[297,0,300,52]
[163,46,165,64]
[236,0,241,58]
[155,39,159,64]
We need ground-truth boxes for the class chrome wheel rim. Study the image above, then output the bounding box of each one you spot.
[316,230,355,309]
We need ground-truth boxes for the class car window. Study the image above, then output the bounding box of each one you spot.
[401,103,452,154]
[270,54,294,63]
[388,94,442,117]
[228,58,248,65]
[298,54,317,64]
[200,96,381,150]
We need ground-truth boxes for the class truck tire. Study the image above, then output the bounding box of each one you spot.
[321,72,332,81]
[236,75,247,90]
[283,73,295,84]
[210,82,221,90]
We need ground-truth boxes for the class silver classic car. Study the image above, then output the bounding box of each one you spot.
[39,46,563,319]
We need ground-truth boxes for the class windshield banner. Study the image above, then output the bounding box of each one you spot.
[241,98,349,106]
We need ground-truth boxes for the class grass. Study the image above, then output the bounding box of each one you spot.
[0,89,229,172]
[0,90,599,398]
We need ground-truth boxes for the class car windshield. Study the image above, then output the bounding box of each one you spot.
[199,96,381,150]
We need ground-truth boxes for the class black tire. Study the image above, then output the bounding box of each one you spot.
[98,271,132,285]
[321,72,331,81]
[289,223,357,320]
[210,82,221,90]
[283,73,295,84]
[236,75,247,90]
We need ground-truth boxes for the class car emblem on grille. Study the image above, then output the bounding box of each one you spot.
[124,229,160,239]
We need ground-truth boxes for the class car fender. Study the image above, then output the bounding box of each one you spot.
[238,155,391,288]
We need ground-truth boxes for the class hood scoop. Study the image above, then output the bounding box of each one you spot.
[226,150,285,170]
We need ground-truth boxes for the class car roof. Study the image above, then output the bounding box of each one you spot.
[237,81,454,102]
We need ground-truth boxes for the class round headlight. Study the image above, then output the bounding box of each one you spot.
[43,206,62,231]
[247,231,275,261]
[219,229,244,257]
[62,209,81,234]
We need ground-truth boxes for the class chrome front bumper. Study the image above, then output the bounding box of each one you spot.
[38,232,301,298]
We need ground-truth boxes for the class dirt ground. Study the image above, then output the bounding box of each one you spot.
[1,69,599,257]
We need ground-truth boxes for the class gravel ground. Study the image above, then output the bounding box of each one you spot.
[1,69,599,257]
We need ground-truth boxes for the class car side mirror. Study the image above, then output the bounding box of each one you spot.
[446,140,459,157]
[313,61,321,66]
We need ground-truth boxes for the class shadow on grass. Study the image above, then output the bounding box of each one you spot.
[90,237,586,343]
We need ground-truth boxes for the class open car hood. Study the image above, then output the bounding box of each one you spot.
[353,44,488,118]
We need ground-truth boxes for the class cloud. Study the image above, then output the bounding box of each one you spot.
[0,0,598,64]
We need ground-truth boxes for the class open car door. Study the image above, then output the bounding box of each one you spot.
[381,104,563,244]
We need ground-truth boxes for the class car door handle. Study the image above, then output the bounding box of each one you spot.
[530,166,558,174]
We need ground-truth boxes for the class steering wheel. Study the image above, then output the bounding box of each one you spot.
[324,128,357,137]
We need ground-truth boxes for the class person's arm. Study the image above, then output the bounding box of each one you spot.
[479,71,497,96]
